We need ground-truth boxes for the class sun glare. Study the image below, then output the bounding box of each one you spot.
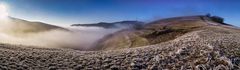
[0,4,8,19]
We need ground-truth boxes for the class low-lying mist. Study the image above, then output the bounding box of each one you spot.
[0,23,127,50]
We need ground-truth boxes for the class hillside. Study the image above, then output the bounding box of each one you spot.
[0,17,71,48]
[96,15,234,50]
[0,15,240,70]
[0,17,68,36]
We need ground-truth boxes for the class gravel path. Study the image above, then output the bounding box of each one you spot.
[0,26,240,70]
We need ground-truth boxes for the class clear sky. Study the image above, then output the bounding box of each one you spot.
[0,0,239,26]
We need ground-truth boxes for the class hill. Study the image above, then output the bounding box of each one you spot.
[0,17,68,36]
[95,15,235,50]
[0,15,240,69]
[71,21,144,29]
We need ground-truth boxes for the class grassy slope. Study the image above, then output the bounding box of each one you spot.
[0,25,239,69]
[97,16,212,50]
[0,15,239,69]
[1,17,68,35]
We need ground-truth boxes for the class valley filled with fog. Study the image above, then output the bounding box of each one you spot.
[0,18,140,50]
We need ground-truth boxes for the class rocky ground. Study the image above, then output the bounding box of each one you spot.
[0,25,240,70]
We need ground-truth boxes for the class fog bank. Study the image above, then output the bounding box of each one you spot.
[0,25,125,50]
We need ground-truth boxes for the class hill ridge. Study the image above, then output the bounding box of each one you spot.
[96,15,234,50]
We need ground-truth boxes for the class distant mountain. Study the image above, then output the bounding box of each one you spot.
[0,17,68,35]
[71,21,144,29]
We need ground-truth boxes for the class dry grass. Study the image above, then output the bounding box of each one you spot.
[0,26,239,70]
[97,16,209,50]
[0,15,239,69]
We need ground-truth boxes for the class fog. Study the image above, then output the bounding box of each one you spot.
[0,20,128,50]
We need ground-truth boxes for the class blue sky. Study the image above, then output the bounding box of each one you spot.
[0,0,240,26]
